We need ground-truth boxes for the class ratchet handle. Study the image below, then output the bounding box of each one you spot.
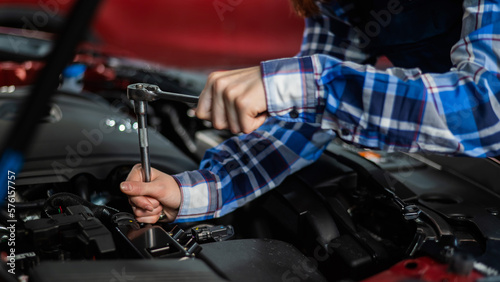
[127,83,199,104]
[134,100,151,182]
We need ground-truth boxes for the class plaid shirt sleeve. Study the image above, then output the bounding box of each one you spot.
[170,0,500,221]
[297,2,371,63]
[262,0,500,157]
[172,118,334,222]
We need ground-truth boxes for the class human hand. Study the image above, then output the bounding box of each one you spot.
[120,164,181,223]
[196,66,268,134]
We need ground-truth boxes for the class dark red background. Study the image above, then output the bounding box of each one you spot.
[0,0,304,69]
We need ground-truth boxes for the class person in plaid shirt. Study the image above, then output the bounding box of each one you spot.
[121,0,500,223]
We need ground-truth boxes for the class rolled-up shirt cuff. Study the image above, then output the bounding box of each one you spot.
[172,169,220,223]
[261,55,322,124]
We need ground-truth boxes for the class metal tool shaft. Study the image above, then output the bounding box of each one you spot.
[128,83,199,183]
[134,100,151,182]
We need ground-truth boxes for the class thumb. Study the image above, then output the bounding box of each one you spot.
[196,83,213,121]
[120,181,160,198]
[195,99,212,121]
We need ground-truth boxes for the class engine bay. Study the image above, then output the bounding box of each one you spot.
[1,3,500,281]
[2,88,500,281]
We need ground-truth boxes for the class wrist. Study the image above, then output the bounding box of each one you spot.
[169,174,182,211]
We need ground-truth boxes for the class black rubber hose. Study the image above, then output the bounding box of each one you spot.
[13,199,45,210]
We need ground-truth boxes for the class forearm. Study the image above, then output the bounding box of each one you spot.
[263,54,500,156]
[261,0,500,157]
[172,118,334,222]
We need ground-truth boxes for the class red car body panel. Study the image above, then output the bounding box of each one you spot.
[0,0,304,69]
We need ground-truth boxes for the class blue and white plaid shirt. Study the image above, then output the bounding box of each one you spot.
[172,0,500,222]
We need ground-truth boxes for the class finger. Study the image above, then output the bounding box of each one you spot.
[144,196,160,207]
[211,78,229,130]
[224,88,241,134]
[121,180,165,200]
[128,195,157,211]
[132,204,163,217]
[254,114,268,130]
[196,79,214,120]
[135,214,162,224]
[235,92,261,133]
[240,112,268,134]
[129,195,160,209]
[125,164,164,182]
[125,164,144,182]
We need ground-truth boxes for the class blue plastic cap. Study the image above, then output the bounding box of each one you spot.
[62,64,86,78]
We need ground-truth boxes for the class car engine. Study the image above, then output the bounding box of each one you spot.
[1,2,500,281]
